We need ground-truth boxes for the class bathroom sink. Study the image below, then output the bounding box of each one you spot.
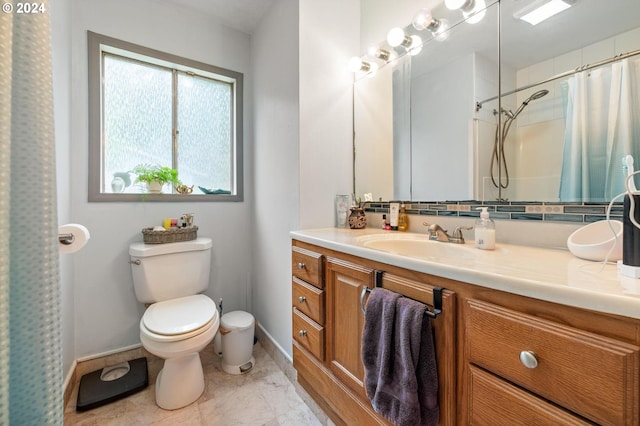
[355,233,475,261]
[567,220,623,262]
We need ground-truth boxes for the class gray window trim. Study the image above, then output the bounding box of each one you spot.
[87,31,244,202]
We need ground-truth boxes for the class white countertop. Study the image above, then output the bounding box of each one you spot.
[291,228,640,320]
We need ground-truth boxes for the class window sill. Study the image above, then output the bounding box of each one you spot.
[88,193,243,202]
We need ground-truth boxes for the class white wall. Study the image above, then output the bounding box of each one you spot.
[354,65,394,201]
[250,0,359,359]
[412,54,474,200]
[251,0,300,357]
[69,0,253,358]
[299,0,358,229]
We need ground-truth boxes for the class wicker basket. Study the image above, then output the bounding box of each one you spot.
[142,226,198,244]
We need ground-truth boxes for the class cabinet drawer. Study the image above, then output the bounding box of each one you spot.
[468,366,591,425]
[466,299,640,425]
[292,247,323,288]
[292,277,325,324]
[293,308,325,361]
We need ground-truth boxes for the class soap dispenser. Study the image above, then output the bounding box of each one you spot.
[398,204,409,232]
[475,207,495,250]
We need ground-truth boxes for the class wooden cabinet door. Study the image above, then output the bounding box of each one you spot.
[325,257,374,399]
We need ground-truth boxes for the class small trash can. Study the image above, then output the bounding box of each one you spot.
[220,310,255,375]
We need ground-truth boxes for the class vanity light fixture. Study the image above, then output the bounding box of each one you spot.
[367,46,396,63]
[411,9,450,40]
[514,0,574,26]
[444,0,473,10]
[386,27,422,56]
[463,0,487,24]
[348,56,378,75]
[444,0,487,24]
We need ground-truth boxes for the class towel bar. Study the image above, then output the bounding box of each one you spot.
[360,270,444,318]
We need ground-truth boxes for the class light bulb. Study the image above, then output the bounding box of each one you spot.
[412,9,433,31]
[348,57,372,73]
[408,35,422,56]
[387,27,406,47]
[463,0,486,24]
[445,0,470,10]
[348,56,363,72]
[367,46,393,62]
[433,18,450,41]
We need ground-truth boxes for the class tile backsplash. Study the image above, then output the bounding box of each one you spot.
[365,201,623,224]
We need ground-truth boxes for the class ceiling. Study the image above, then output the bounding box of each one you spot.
[153,0,275,34]
[366,0,640,77]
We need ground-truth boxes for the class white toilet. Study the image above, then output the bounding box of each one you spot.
[129,237,219,410]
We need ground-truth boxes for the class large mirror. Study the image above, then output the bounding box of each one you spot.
[354,0,640,203]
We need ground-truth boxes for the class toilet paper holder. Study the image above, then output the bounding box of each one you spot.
[59,233,75,245]
[58,223,91,254]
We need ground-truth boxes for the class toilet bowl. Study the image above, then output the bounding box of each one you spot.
[139,294,219,410]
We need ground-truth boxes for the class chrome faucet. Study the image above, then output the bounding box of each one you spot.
[423,222,472,244]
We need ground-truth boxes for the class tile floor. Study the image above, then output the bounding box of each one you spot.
[64,342,323,425]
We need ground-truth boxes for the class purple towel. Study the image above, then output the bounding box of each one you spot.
[362,288,439,426]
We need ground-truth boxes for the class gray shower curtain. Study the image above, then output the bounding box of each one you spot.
[0,1,63,423]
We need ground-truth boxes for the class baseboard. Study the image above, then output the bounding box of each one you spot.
[63,360,77,410]
[76,343,143,363]
[256,323,292,362]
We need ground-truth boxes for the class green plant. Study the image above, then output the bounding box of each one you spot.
[132,164,181,185]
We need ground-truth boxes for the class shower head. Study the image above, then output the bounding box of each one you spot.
[524,89,549,104]
[512,89,549,118]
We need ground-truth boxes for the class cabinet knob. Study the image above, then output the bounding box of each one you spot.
[298,330,307,337]
[519,350,538,369]
[298,296,307,304]
[297,262,306,269]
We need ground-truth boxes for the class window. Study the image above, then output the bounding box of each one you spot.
[88,31,243,201]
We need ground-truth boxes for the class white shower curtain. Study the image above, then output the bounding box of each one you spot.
[559,57,640,201]
[0,1,63,424]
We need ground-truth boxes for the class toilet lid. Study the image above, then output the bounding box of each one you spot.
[143,294,216,335]
[221,310,255,330]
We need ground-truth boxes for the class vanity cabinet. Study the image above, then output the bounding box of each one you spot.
[292,240,457,425]
[292,238,640,426]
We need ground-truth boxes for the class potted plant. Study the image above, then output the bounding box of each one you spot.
[132,164,181,193]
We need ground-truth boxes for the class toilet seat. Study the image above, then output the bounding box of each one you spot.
[141,294,217,343]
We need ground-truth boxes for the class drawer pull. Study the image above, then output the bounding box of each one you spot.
[297,262,306,269]
[298,330,307,337]
[519,350,538,369]
[298,296,307,304]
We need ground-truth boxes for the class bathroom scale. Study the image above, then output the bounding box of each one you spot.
[76,357,148,412]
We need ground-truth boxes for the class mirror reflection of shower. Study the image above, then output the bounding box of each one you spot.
[491,89,549,201]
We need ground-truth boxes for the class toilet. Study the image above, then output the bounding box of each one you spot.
[129,237,219,410]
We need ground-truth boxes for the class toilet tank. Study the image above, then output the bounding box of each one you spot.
[129,237,212,303]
